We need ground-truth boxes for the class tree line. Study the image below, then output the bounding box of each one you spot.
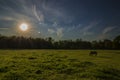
[0,34,120,49]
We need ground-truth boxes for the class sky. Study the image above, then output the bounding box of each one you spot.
[0,0,120,41]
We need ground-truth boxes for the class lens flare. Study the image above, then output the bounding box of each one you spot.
[19,23,28,31]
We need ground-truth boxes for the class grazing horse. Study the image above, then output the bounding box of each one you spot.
[89,51,97,56]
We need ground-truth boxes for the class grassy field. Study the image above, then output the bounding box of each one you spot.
[0,50,120,80]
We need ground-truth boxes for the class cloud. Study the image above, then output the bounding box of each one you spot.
[0,28,9,30]
[82,21,98,32]
[56,28,64,38]
[102,26,115,34]
[83,32,93,36]
[32,5,44,22]
[0,0,37,22]
[48,29,55,34]
[41,1,73,24]
[79,21,98,36]
[48,28,64,39]
[67,24,82,31]
[98,26,116,40]
[2,0,45,22]
[53,21,58,27]
[0,17,15,21]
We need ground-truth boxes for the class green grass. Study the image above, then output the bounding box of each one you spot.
[0,50,120,80]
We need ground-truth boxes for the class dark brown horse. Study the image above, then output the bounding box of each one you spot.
[89,51,97,56]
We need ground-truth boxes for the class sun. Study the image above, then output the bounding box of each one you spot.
[19,23,28,31]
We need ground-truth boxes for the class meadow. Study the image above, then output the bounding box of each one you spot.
[0,50,120,80]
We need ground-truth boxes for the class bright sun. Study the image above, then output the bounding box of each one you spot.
[19,23,28,31]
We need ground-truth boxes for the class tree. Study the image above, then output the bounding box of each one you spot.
[0,34,119,50]
[103,39,113,49]
[113,35,120,49]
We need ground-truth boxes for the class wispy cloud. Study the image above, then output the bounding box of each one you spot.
[53,21,58,27]
[56,28,64,38]
[48,29,55,34]
[41,0,73,24]
[0,16,15,21]
[83,32,93,36]
[82,21,98,32]
[102,26,115,34]
[98,26,116,40]
[80,21,99,36]
[67,24,82,31]
[48,28,64,39]
[0,28,9,30]
[0,0,36,22]
[32,5,44,22]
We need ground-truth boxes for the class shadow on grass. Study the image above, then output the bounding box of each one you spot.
[1,53,120,80]
[94,67,120,80]
[2,72,26,80]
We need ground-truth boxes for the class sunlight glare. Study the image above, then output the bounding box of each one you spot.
[19,23,28,31]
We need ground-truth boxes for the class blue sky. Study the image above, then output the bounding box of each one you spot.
[0,0,120,40]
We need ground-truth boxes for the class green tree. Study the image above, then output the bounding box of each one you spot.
[113,35,120,49]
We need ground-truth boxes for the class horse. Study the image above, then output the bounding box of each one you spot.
[89,51,97,56]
